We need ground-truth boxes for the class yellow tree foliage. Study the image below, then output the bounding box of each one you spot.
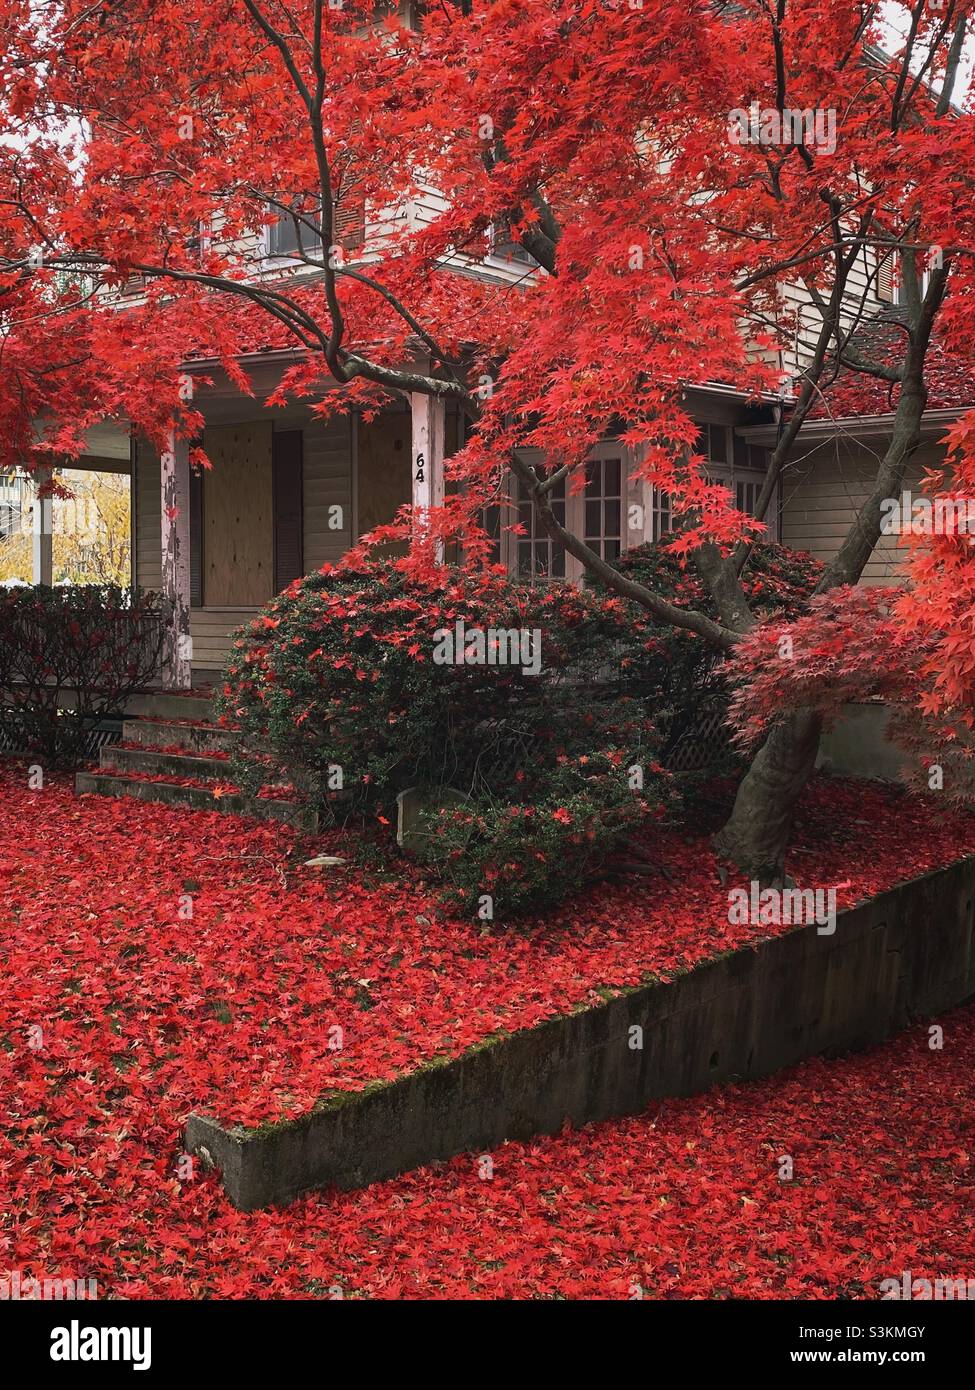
[0,469,131,586]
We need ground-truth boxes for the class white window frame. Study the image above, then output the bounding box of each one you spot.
[489,443,658,582]
[484,426,778,580]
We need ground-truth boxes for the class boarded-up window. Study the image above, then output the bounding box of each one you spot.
[202,422,274,607]
[273,430,304,592]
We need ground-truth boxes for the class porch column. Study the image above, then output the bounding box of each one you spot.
[409,392,445,558]
[161,432,192,690]
[31,467,53,586]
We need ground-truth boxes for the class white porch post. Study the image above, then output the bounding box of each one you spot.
[626,469,655,549]
[160,432,192,690]
[621,447,653,551]
[409,392,445,557]
[31,467,54,586]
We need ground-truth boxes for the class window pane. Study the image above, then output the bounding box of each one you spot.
[604,458,622,494]
[653,490,672,539]
[269,218,298,255]
[708,425,728,463]
[605,499,621,537]
[585,499,601,540]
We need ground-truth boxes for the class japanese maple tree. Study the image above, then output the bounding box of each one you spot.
[3,0,975,876]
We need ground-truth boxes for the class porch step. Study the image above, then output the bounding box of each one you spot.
[124,690,216,722]
[75,770,318,832]
[120,719,236,755]
[99,745,231,779]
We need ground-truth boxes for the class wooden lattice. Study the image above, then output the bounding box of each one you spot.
[664,704,734,772]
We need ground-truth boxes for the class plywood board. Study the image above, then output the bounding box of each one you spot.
[356,411,411,545]
[203,422,274,606]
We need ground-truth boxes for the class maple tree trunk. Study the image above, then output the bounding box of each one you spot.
[713,710,823,881]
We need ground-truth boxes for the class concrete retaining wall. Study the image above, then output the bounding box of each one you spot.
[185,855,975,1210]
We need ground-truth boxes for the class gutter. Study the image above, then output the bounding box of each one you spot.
[736,406,967,446]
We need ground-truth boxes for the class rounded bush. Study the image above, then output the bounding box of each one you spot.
[217,559,662,817]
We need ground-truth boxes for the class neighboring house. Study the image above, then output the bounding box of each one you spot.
[0,471,27,539]
[761,303,975,586]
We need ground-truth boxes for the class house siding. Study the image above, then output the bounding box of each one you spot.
[780,437,943,585]
[190,607,259,671]
[134,437,162,592]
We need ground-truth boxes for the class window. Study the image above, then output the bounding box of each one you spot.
[485,447,634,581]
[877,250,933,307]
[514,467,566,579]
[703,422,728,465]
[704,427,778,539]
[0,473,22,539]
[268,203,323,258]
[651,488,672,539]
[736,478,764,517]
[895,262,932,306]
[487,217,537,269]
[584,456,623,562]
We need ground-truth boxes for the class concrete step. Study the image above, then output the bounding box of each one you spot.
[123,690,216,722]
[99,745,231,779]
[121,718,236,754]
[75,771,318,832]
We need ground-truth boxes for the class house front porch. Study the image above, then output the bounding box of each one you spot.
[129,351,463,687]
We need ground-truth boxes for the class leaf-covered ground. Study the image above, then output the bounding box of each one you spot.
[4,764,975,1131]
[1,764,974,1298]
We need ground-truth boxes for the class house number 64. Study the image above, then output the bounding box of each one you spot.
[415,452,425,483]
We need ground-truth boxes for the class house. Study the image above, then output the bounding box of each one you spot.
[54,281,971,690]
[32,14,972,692]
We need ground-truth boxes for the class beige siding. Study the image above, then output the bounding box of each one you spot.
[781,437,945,585]
[303,413,354,569]
[133,438,161,591]
[190,607,259,672]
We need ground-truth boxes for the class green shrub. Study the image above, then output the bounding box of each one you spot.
[218,559,662,815]
[219,559,680,915]
[417,752,657,918]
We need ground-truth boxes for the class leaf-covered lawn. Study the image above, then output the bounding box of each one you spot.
[1,764,974,1298]
[3,763,975,1132]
